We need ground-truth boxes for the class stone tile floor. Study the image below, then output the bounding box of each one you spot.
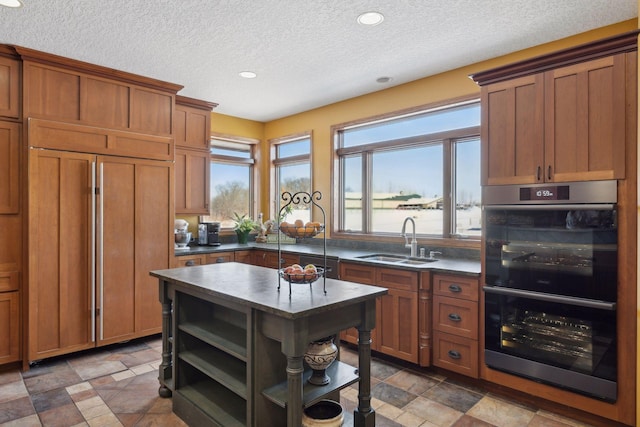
[0,336,598,426]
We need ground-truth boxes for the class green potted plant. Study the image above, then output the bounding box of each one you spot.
[232,212,259,244]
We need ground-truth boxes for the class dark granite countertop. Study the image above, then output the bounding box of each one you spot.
[174,242,481,276]
[150,262,387,319]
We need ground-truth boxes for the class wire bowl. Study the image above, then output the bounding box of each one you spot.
[280,267,325,284]
[280,224,324,238]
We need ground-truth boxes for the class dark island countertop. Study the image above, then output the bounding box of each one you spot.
[150,262,388,319]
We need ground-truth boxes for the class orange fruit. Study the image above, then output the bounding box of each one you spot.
[294,219,304,227]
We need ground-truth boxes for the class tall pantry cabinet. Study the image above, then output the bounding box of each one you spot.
[28,150,172,359]
[2,45,183,364]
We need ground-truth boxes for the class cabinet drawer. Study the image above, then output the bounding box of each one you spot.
[340,262,375,285]
[433,331,478,378]
[433,274,478,301]
[234,250,253,264]
[0,270,18,292]
[174,254,206,268]
[376,268,418,292]
[206,252,234,264]
[433,295,478,339]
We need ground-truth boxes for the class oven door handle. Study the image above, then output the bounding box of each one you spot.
[483,286,616,311]
[483,203,615,211]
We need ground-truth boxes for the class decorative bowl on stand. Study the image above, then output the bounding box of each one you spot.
[304,336,338,385]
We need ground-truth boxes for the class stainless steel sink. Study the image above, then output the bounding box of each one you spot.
[398,258,437,265]
[357,254,407,262]
[356,254,438,265]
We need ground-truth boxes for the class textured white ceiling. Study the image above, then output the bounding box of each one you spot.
[0,1,636,121]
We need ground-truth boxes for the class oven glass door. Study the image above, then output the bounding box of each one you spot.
[485,289,617,401]
[484,206,617,302]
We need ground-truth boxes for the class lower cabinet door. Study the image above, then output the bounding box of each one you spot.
[0,291,19,364]
[432,331,478,378]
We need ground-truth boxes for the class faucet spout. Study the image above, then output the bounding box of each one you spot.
[401,217,418,257]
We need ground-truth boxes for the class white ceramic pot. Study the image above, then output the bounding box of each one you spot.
[302,400,344,427]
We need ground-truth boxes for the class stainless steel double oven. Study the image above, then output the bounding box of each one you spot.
[483,180,618,402]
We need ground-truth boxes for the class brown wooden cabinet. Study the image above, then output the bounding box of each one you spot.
[174,96,216,215]
[175,147,210,214]
[206,251,235,264]
[432,273,479,378]
[173,253,206,268]
[28,149,171,361]
[0,290,19,364]
[0,55,20,119]
[17,47,182,136]
[475,46,635,185]
[339,262,419,363]
[0,121,20,214]
[253,249,299,269]
[234,250,253,264]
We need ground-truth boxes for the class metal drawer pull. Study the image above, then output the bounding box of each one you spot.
[448,350,461,360]
[185,260,196,266]
[216,257,225,263]
[448,284,462,293]
[448,313,461,322]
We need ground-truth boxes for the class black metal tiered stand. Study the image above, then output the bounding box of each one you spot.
[277,190,328,296]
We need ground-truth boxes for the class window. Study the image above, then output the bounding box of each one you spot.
[335,100,481,240]
[270,133,312,224]
[202,135,258,229]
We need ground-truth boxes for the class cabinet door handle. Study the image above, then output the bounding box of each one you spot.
[448,284,462,293]
[185,260,196,266]
[537,166,541,181]
[448,350,461,360]
[448,313,462,322]
[547,165,552,180]
[216,257,225,263]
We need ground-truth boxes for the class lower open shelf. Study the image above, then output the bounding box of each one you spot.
[175,379,246,427]
[261,360,359,409]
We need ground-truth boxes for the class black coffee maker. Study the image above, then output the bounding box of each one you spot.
[206,222,221,246]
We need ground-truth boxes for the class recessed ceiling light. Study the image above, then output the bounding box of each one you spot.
[376,76,392,84]
[357,11,384,26]
[239,71,257,79]
[0,0,23,7]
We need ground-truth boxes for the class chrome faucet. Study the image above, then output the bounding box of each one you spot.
[401,217,418,257]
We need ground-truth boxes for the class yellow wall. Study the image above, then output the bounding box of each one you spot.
[210,19,636,226]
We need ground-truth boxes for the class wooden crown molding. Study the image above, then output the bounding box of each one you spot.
[470,30,639,86]
[176,94,218,111]
[9,44,184,93]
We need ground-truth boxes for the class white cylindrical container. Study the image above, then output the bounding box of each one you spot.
[302,400,344,427]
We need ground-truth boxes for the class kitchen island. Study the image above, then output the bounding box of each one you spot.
[151,262,387,427]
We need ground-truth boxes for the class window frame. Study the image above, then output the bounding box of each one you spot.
[331,97,481,248]
[269,131,313,222]
[205,132,260,232]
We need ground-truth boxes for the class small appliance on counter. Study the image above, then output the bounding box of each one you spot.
[198,222,221,246]
[174,219,191,250]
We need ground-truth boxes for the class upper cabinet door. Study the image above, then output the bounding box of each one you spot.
[0,57,20,119]
[174,101,212,149]
[481,73,544,185]
[544,54,627,183]
[0,122,20,214]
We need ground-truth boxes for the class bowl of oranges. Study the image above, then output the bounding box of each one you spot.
[279,219,324,238]
[280,263,324,284]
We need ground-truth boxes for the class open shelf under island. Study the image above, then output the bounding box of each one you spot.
[150,262,387,427]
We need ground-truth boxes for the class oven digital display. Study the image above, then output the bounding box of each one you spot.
[519,185,569,201]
